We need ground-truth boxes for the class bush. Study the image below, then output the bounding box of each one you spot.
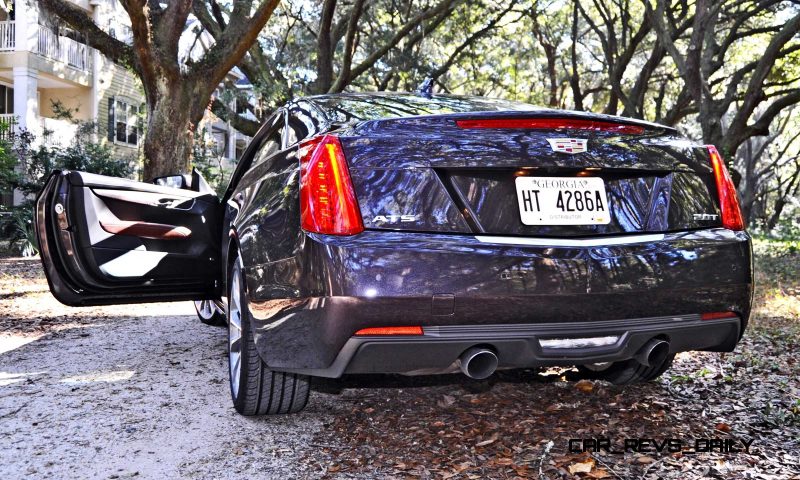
[0,204,36,257]
[1,122,134,256]
[17,122,133,198]
[193,126,235,197]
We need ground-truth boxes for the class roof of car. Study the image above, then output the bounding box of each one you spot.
[300,92,543,122]
[295,91,674,133]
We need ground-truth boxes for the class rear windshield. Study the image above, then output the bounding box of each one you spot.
[308,94,540,123]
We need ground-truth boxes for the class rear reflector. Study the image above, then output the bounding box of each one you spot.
[706,145,745,231]
[539,336,619,349]
[299,135,364,235]
[455,118,645,134]
[354,326,424,336]
[701,311,738,321]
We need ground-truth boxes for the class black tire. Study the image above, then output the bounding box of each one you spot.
[194,299,227,327]
[227,254,310,415]
[578,354,675,385]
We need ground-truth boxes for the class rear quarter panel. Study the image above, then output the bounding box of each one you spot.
[227,147,304,293]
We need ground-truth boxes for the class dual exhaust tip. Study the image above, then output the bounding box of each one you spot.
[457,338,669,379]
[634,338,670,367]
[458,347,498,379]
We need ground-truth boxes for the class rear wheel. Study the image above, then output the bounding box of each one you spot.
[227,254,310,415]
[193,299,226,326]
[578,354,675,385]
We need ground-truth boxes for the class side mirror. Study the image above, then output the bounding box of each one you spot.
[153,174,188,189]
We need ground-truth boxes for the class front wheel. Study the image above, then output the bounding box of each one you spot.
[227,254,310,415]
[194,299,226,326]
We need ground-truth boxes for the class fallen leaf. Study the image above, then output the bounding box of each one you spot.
[715,422,732,432]
[476,437,497,447]
[575,380,594,393]
[587,469,611,479]
[636,455,656,464]
[568,459,595,474]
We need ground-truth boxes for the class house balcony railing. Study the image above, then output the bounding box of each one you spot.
[0,22,90,71]
[0,115,78,147]
[35,26,90,71]
[0,22,14,51]
[0,114,18,141]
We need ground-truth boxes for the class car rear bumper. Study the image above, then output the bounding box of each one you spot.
[276,314,741,377]
[242,228,753,376]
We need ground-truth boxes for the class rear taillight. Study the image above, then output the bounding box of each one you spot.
[701,311,738,321]
[299,135,364,235]
[706,145,745,231]
[455,118,645,134]
[354,326,424,336]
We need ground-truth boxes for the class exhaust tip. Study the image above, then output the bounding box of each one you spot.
[635,339,670,367]
[459,347,498,380]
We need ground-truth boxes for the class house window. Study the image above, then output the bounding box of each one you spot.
[211,128,228,157]
[0,85,14,114]
[113,98,139,146]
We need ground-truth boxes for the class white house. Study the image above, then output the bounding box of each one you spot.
[0,0,144,206]
[0,0,253,208]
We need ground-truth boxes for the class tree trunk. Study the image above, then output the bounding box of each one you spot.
[142,80,207,181]
[544,45,558,108]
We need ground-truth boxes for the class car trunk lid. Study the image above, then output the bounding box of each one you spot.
[339,111,721,237]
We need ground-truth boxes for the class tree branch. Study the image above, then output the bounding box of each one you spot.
[738,90,800,147]
[330,0,367,93]
[210,98,261,137]
[428,1,514,82]
[38,0,135,67]
[189,0,281,90]
[314,0,338,93]
[727,12,800,145]
[344,0,461,85]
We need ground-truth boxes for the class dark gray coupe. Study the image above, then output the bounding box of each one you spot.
[36,93,753,415]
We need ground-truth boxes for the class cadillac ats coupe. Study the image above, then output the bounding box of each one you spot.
[35,93,753,415]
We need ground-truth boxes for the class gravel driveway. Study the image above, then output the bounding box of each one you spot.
[0,258,334,478]
[1,253,798,479]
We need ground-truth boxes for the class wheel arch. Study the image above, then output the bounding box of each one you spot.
[222,227,240,294]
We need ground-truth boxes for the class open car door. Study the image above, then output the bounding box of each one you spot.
[35,170,222,306]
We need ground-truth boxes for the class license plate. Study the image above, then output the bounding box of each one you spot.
[515,176,611,225]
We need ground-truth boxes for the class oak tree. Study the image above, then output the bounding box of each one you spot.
[39,0,280,179]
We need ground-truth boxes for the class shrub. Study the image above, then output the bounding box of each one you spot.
[17,122,134,198]
[1,122,134,256]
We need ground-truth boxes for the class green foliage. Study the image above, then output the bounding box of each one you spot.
[192,126,235,197]
[0,134,19,201]
[17,122,133,198]
[0,204,36,257]
[1,122,133,256]
[49,99,80,121]
[753,237,800,257]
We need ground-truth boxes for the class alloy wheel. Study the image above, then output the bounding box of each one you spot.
[228,269,243,398]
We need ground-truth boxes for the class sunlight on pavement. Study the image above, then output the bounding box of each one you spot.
[0,371,47,386]
[60,370,136,384]
[0,334,42,355]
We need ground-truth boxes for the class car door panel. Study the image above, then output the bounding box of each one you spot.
[36,170,222,306]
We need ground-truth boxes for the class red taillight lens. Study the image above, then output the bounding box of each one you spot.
[299,135,364,235]
[706,145,745,231]
[701,311,738,321]
[354,326,424,336]
[455,118,645,134]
